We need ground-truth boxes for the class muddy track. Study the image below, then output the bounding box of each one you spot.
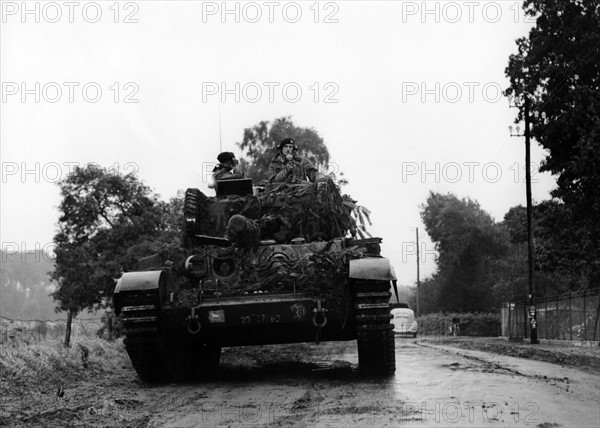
[2,339,599,427]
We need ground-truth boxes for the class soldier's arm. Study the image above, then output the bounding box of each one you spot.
[213,169,228,181]
[271,167,291,183]
[301,157,318,182]
[231,168,245,179]
[268,159,290,183]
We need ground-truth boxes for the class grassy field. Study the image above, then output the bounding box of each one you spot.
[2,340,125,385]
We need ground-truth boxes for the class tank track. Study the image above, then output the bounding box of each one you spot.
[184,188,202,245]
[354,280,396,375]
[120,289,221,382]
[120,290,171,383]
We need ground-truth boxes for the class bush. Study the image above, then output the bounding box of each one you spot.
[417,312,501,337]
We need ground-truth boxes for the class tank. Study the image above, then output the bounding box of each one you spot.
[113,178,397,382]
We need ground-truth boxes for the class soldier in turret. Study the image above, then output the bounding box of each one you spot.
[268,138,317,184]
[209,152,244,188]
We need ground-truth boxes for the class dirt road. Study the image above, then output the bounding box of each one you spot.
[3,337,599,427]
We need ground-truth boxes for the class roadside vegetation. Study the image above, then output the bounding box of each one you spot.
[0,338,126,392]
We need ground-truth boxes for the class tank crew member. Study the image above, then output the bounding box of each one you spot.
[268,138,317,184]
[209,152,244,188]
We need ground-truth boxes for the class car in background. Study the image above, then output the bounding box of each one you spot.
[390,303,418,337]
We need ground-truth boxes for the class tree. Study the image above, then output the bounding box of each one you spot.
[420,192,510,313]
[505,0,600,288]
[237,116,332,183]
[51,165,169,346]
[503,202,594,294]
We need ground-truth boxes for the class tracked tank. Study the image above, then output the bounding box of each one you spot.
[113,177,397,382]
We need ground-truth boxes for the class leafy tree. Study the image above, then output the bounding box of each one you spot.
[534,201,594,290]
[407,277,441,315]
[420,192,510,313]
[50,165,170,346]
[237,116,332,183]
[505,0,600,288]
[503,202,593,294]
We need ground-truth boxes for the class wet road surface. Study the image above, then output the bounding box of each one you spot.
[145,337,600,427]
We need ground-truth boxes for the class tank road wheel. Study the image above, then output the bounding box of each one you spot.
[354,279,396,376]
[120,290,193,383]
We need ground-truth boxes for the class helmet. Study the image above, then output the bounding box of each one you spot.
[277,138,296,151]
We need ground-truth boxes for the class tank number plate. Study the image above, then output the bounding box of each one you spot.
[290,304,307,320]
[240,313,281,324]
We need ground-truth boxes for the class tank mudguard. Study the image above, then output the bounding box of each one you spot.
[113,270,171,314]
[349,257,397,281]
[115,270,165,293]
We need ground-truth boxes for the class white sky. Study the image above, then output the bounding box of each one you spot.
[1,1,555,285]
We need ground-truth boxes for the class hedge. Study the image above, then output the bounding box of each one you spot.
[417,312,501,337]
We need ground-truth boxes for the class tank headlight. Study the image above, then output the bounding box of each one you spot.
[212,257,236,277]
[185,255,207,277]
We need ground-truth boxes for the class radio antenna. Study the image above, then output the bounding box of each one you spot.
[218,98,223,153]
[216,65,223,153]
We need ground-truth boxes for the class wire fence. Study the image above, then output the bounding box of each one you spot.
[502,289,600,341]
[416,324,502,344]
[0,315,106,345]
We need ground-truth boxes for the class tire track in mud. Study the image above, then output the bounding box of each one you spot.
[417,342,573,392]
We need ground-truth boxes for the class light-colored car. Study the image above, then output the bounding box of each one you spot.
[391,306,418,337]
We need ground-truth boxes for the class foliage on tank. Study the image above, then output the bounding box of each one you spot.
[186,177,370,246]
[173,242,367,309]
[236,241,366,297]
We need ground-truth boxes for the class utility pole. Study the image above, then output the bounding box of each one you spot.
[509,94,538,344]
[524,97,538,344]
[416,227,420,317]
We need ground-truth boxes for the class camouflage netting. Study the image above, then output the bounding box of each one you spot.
[174,243,367,307]
[199,178,359,243]
[235,242,366,297]
[257,179,357,242]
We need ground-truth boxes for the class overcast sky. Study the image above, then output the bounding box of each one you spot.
[1,1,556,285]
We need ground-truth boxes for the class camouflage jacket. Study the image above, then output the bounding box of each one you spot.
[212,165,244,181]
[268,154,317,183]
